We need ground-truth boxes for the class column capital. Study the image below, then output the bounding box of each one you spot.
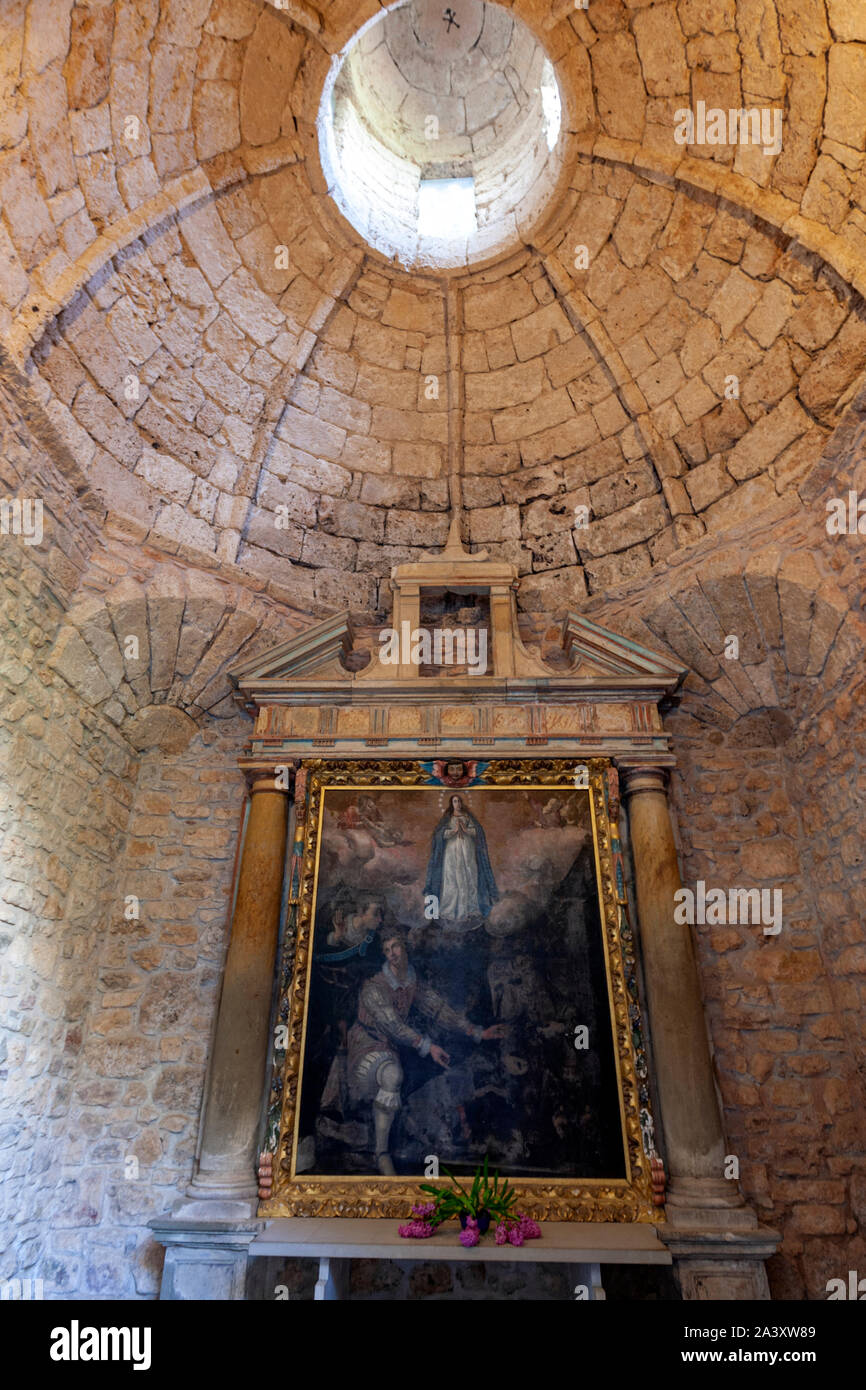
[239,759,298,794]
[620,764,668,797]
[249,774,291,796]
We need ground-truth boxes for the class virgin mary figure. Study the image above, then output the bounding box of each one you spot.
[424,794,499,922]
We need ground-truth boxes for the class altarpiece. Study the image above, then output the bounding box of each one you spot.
[230,524,686,1224]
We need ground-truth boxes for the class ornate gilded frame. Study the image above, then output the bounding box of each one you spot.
[259,757,659,1223]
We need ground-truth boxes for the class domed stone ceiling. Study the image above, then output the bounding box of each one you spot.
[320,0,563,266]
[0,0,865,630]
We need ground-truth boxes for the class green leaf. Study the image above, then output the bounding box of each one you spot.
[441,1165,472,1203]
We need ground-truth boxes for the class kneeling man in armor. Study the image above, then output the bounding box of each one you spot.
[347,926,505,1174]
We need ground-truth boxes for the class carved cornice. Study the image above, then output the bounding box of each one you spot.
[228,547,689,769]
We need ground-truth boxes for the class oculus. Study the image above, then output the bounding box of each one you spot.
[318,0,564,268]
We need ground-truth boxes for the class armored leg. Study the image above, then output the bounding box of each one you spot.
[373,1056,402,1175]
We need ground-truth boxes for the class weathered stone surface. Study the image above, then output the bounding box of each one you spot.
[239,9,303,146]
[193,80,240,161]
[463,278,537,331]
[633,4,689,97]
[773,55,827,198]
[727,394,811,480]
[464,357,544,410]
[826,0,866,42]
[64,3,114,109]
[318,496,385,543]
[798,315,866,421]
[613,182,676,270]
[47,625,113,703]
[149,42,196,134]
[578,494,668,558]
[744,281,796,348]
[825,43,866,150]
[702,473,779,529]
[491,388,573,444]
[709,269,764,341]
[684,457,734,512]
[125,705,198,753]
[591,32,646,141]
[787,290,848,352]
[590,462,659,519]
[516,559,588,612]
[511,302,572,361]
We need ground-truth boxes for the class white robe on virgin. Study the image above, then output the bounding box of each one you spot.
[438,814,479,919]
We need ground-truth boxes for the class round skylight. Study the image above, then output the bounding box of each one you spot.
[318,0,564,270]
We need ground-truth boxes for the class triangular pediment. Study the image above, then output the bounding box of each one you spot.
[562,613,686,683]
[229,612,355,685]
[229,606,686,698]
[229,528,686,700]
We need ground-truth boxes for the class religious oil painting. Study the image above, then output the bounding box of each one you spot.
[264,759,657,1222]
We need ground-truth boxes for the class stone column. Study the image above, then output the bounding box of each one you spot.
[621,765,778,1297]
[621,766,728,1201]
[151,770,290,1299]
[190,772,290,1201]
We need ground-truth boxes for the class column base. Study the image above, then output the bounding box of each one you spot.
[664,1176,758,1230]
[185,1171,259,1205]
[149,1214,265,1300]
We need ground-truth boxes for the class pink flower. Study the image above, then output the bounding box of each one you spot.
[399,1220,435,1239]
[459,1227,480,1247]
[464,1216,478,1229]
[518,1214,541,1239]
[411,1202,436,1219]
[494,1223,508,1245]
[507,1227,525,1246]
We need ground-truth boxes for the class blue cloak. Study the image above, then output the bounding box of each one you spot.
[424,806,499,918]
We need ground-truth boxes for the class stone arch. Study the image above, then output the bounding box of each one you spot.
[637,549,863,731]
[44,566,301,741]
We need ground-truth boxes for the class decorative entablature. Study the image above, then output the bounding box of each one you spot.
[229,521,686,772]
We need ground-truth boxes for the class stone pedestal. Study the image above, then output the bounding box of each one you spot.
[658,1229,777,1300]
[150,1217,264,1301]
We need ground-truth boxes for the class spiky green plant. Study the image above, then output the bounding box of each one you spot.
[419,1155,519,1226]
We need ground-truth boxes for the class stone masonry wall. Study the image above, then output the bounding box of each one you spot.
[55,714,248,1299]
[0,364,260,1299]
[19,164,866,622]
[666,720,865,1300]
[0,371,139,1295]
